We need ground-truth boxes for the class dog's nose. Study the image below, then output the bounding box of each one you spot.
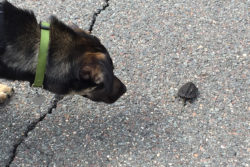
[104,81,126,104]
[120,83,127,95]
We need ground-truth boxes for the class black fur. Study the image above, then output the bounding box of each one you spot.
[0,3,5,54]
[0,1,126,103]
[0,1,38,82]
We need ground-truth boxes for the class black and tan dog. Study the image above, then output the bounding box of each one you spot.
[0,1,126,104]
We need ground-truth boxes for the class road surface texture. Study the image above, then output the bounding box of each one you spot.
[0,0,249,166]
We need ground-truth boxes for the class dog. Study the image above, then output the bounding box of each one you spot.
[0,1,126,104]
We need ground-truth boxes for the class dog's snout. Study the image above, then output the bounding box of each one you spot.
[104,76,126,103]
[119,82,127,97]
[121,83,127,94]
[85,76,126,104]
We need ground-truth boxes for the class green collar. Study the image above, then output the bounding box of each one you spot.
[32,22,50,87]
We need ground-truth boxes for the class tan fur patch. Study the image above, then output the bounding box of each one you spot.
[81,52,106,83]
[81,64,104,84]
[84,52,106,61]
[95,53,105,60]
[79,52,106,83]
[0,84,14,103]
[74,28,90,35]
[70,86,97,96]
[0,92,7,103]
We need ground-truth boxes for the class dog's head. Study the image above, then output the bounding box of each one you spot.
[72,48,127,104]
[47,18,126,104]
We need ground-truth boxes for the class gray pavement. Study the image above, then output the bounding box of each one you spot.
[0,0,249,166]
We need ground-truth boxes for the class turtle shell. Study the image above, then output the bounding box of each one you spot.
[178,82,198,99]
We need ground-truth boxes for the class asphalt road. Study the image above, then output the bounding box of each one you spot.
[0,0,249,166]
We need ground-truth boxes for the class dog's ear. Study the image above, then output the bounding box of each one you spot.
[50,16,77,45]
[69,22,91,35]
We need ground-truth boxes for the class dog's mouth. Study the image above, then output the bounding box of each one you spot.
[83,77,126,104]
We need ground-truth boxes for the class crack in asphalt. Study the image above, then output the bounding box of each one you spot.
[88,0,110,33]
[6,95,62,167]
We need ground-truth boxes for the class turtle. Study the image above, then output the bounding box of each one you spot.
[177,82,198,106]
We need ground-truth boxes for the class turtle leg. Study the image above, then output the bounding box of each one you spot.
[183,99,187,106]
[180,99,186,112]
[189,98,195,104]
